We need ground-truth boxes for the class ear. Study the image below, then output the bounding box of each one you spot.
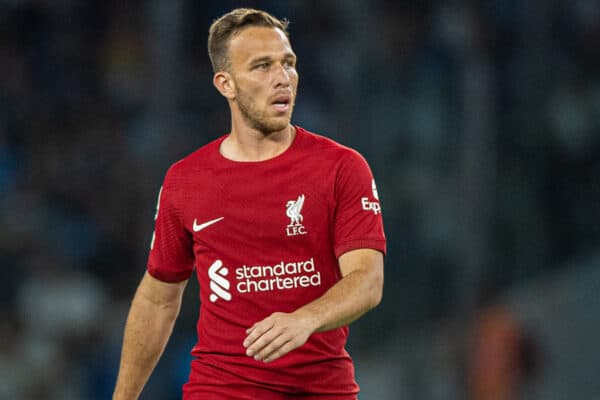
[213,71,236,100]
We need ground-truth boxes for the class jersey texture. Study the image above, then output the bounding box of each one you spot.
[147,126,386,398]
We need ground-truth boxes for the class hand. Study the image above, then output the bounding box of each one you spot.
[243,311,316,363]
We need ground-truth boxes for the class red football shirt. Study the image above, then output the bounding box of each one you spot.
[147,126,386,399]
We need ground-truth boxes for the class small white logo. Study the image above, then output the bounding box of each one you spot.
[150,186,163,250]
[362,180,381,215]
[208,260,231,302]
[193,217,224,233]
[362,197,381,214]
[372,179,379,200]
[286,194,307,236]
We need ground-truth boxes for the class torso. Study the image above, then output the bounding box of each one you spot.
[149,126,385,397]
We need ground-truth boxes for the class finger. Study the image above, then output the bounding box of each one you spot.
[262,339,299,363]
[253,334,290,361]
[245,321,258,334]
[243,319,273,348]
[245,326,282,357]
[246,312,282,335]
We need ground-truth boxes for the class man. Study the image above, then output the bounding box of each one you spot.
[113,8,385,400]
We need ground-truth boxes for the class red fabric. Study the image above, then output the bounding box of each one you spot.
[147,126,386,398]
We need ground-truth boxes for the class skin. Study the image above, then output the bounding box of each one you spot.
[113,273,187,400]
[244,248,383,363]
[213,26,299,161]
[113,25,384,399]
[214,26,384,363]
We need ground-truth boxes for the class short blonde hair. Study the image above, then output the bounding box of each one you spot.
[208,8,289,73]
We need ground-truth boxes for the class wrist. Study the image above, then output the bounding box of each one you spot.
[113,387,138,400]
[293,306,322,333]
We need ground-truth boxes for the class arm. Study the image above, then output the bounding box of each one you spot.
[113,271,188,400]
[244,248,383,362]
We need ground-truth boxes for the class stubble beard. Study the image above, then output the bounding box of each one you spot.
[235,86,294,135]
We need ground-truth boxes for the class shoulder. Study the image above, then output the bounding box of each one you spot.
[162,135,226,186]
[296,126,367,165]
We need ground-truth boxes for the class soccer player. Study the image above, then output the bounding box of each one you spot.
[113,8,386,400]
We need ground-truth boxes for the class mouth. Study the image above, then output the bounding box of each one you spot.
[271,95,291,113]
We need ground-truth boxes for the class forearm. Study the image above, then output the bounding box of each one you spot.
[113,287,182,399]
[244,249,383,363]
[294,266,383,333]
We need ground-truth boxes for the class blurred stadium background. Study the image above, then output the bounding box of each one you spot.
[1,1,599,399]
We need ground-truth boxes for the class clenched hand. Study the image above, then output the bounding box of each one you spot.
[243,311,316,363]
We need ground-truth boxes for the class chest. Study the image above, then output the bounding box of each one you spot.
[180,164,336,260]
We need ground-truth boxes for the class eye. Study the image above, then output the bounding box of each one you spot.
[283,59,296,68]
[254,62,270,70]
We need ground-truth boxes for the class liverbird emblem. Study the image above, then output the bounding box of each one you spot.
[286,194,305,225]
[285,194,307,236]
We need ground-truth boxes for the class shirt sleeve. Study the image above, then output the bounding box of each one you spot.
[147,164,195,282]
[333,149,387,258]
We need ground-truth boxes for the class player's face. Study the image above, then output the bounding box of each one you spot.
[227,26,298,134]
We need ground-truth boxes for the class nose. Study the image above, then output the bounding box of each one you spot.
[273,63,291,88]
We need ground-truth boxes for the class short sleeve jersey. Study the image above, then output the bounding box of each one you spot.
[148,126,386,398]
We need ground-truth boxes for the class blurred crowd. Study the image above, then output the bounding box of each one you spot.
[1,0,599,399]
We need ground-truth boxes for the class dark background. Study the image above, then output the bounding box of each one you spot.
[1,1,599,399]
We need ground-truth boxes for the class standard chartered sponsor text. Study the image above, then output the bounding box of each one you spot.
[235,257,321,293]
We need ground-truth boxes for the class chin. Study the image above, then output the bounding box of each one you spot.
[259,117,291,134]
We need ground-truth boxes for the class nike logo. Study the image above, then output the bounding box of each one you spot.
[193,217,224,233]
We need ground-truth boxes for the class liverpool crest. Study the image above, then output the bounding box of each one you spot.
[286,194,307,236]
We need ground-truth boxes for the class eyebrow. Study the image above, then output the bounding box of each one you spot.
[249,52,296,65]
[249,56,272,65]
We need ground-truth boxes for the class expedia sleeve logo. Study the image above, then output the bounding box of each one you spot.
[207,258,320,302]
[150,186,163,250]
[361,179,381,215]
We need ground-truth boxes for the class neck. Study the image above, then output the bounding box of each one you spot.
[221,124,295,162]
